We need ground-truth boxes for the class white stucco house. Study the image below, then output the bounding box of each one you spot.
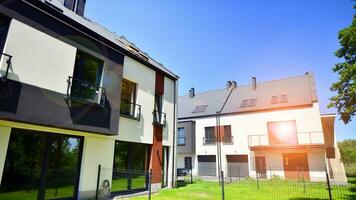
[0,0,178,199]
[177,73,347,183]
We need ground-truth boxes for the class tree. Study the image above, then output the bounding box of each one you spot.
[328,5,356,124]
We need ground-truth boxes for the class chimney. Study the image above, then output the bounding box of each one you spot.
[231,81,237,89]
[63,0,86,16]
[252,77,256,90]
[189,88,195,98]
[226,81,232,89]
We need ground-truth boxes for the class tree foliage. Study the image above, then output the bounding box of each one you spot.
[329,5,356,124]
[338,139,356,164]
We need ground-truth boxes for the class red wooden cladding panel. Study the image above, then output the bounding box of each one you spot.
[155,71,164,95]
[150,125,163,183]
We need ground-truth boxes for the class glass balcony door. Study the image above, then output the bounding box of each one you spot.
[0,129,83,200]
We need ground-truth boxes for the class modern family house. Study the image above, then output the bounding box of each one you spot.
[0,0,178,199]
[177,73,347,183]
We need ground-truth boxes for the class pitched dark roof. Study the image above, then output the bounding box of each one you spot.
[35,0,178,79]
[178,73,318,119]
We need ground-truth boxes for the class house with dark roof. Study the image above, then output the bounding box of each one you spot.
[177,73,347,183]
[0,0,178,199]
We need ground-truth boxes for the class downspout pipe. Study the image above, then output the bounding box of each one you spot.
[171,79,178,187]
[216,86,234,183]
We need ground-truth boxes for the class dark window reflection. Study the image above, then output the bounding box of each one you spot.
[0,129,83,200]
[112,141,147,193]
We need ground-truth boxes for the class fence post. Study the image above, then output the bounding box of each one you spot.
[221,171,225,200]
[325,166,333,200]
[238,166,241,181]
[95,164,101,200]
[302,167,306,193]
[148,169,152,200]
[229,166,232,183]
[191,168,193,184]
[256,171,260,190]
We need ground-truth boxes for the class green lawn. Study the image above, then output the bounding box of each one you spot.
[112,175,147,192]
[129,177,356,200]
[0,185,74,200]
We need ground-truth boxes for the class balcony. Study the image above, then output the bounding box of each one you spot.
[120,101,141,120]
[66,76,106,107]
[177,137,186,146]
[248,131,325,150]
[223,136,234,144]
[153,110,166,126]
[203,137,217,145]
[0,53,13,82]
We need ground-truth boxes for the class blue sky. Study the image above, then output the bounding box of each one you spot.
[86,0,355,140]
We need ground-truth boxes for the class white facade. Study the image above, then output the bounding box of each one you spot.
[178,102,346,183]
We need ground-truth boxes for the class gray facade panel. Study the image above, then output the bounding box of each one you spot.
[177,121,195,154]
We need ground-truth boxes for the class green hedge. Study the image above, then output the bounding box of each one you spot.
[345,163,356,177]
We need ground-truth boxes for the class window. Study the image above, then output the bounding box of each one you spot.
[204,127,216,144]
[120,79,139,118]
[0,129,83,200]
[248,99,257,107]
[184,157,192,169]
[153,94,166,125]
[240,99,249,108]
[223,125,233,144]
[113,141,148,192]
[271,96,279,104]
[267,120,297,145]
[192,105,208,113]
[280,94,288,103]
[70,50,104,103]
[0,14,10,54]
[177,128,186,146]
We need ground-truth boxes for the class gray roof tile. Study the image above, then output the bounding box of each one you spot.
[178,73,318,119]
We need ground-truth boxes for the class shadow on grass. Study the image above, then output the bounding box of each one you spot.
[176,180,193,188]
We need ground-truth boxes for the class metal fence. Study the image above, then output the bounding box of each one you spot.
[94,165,355,200]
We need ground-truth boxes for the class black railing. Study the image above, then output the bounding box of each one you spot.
[0,52,13,81]
[153,110,166,126]
[66,76,106,107]
[177,137,186,146]
[120,101,141,120]
[203,137,217,145]
[223,136,234,144]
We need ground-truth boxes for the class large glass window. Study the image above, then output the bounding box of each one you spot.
[120,79,137,117]
[112,141,148,193]
[70,51,104,102]
[267,120,297,145]
[161,146,169,188]
[0,15,9,53]
[177,128,185,146]
[0,129,83,200]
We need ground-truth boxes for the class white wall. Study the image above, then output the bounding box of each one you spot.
[117,56,155,144]
[0,19,77,94]
[190,103,325,179]
[0,126,11,184]
[78,136,115,199]
[163,77,175,146]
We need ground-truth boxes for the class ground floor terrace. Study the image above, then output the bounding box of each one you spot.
[178,147,347,184]
[0,121,173,200]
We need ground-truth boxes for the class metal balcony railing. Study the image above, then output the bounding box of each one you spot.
[223,136,234,144]
[66,76,106,107]
[177,137,186,146]
[203,137,217,145]
[120,101,141,120]
[0,53,13,82]
[248,131,324,147]
[153,110,166,126]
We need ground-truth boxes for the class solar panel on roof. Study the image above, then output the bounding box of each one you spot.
[192,105,208,113]
[280,94,288,103]
[271,96,279,104]
[248,99,256,107]
[240,100,249,108]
